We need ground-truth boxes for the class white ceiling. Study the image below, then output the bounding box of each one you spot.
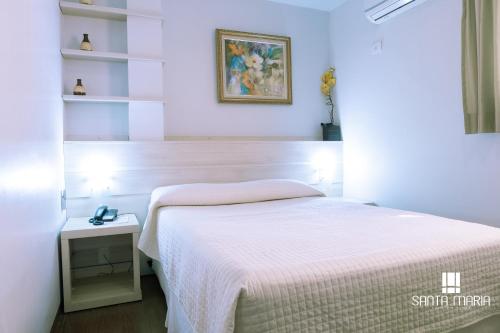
[266,0,349,11]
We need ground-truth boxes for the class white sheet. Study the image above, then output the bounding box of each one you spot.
[141,197,500,333]
[153,260,196,333]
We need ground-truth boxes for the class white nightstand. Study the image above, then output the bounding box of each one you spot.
[61,214,142,312]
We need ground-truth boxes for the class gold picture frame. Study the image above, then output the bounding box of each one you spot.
[216,29,292,104]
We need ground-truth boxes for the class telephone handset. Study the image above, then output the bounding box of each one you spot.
[89,205,118,225]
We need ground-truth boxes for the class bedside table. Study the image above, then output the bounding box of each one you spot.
[61,214,142,312]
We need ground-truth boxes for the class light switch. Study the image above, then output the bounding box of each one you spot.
[371,40,383,55]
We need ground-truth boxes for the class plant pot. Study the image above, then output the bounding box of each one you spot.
[321,123,342,141]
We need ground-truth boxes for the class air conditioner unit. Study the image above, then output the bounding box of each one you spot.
[364,0,429,24]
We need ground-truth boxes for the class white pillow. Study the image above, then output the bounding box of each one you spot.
[150,179,325,207]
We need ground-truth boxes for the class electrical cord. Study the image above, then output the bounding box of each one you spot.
[88,213,127,225]
[88,217,104,225]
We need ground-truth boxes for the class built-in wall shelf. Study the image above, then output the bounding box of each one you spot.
[59,1,163,21]
[61,49,165,63]
[61,0,165,141]
[63,95,164,104]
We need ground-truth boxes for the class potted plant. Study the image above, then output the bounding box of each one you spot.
[320,67,342,141]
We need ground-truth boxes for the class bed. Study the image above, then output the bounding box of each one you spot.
[138,180,500,333]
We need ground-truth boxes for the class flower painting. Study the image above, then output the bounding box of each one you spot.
[216,29,292,104]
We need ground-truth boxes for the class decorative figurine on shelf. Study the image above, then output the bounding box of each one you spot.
[80,34,93,51]
[79,0,94,5]
[73,79,87,96]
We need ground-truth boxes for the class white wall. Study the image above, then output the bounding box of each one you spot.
[163,0,331,140]
[330,0,500,225]
[0,1,64,332]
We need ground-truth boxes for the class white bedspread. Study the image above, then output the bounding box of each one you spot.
[139,197,500,333]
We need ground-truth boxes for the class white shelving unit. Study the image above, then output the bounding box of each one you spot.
[63,94,164,104]
[60,0,165,141]
[61,49,165,63]
[59,1,163,21]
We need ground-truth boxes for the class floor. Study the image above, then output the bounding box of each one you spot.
[51,275,167,333]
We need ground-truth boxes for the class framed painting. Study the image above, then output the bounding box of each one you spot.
[216,29,292,104]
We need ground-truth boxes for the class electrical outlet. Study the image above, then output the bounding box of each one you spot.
[371,40,383,55]
[60,190,66,211]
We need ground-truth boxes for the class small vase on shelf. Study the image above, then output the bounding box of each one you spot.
[73,79,87,96]
[79,0,94,5]
[80,34,93,51]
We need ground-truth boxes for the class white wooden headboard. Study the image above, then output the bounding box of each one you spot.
[64,141,343,224]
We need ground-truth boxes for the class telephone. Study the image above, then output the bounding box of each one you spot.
[88,205,118,225]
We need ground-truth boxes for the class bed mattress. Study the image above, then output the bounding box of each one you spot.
[142,197,500,333]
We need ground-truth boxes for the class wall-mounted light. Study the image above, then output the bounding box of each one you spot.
[80,155,114,196]
[311,150,337,184]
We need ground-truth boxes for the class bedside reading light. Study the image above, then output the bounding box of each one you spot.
[311,151,337,184]
[80,155,114,196]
